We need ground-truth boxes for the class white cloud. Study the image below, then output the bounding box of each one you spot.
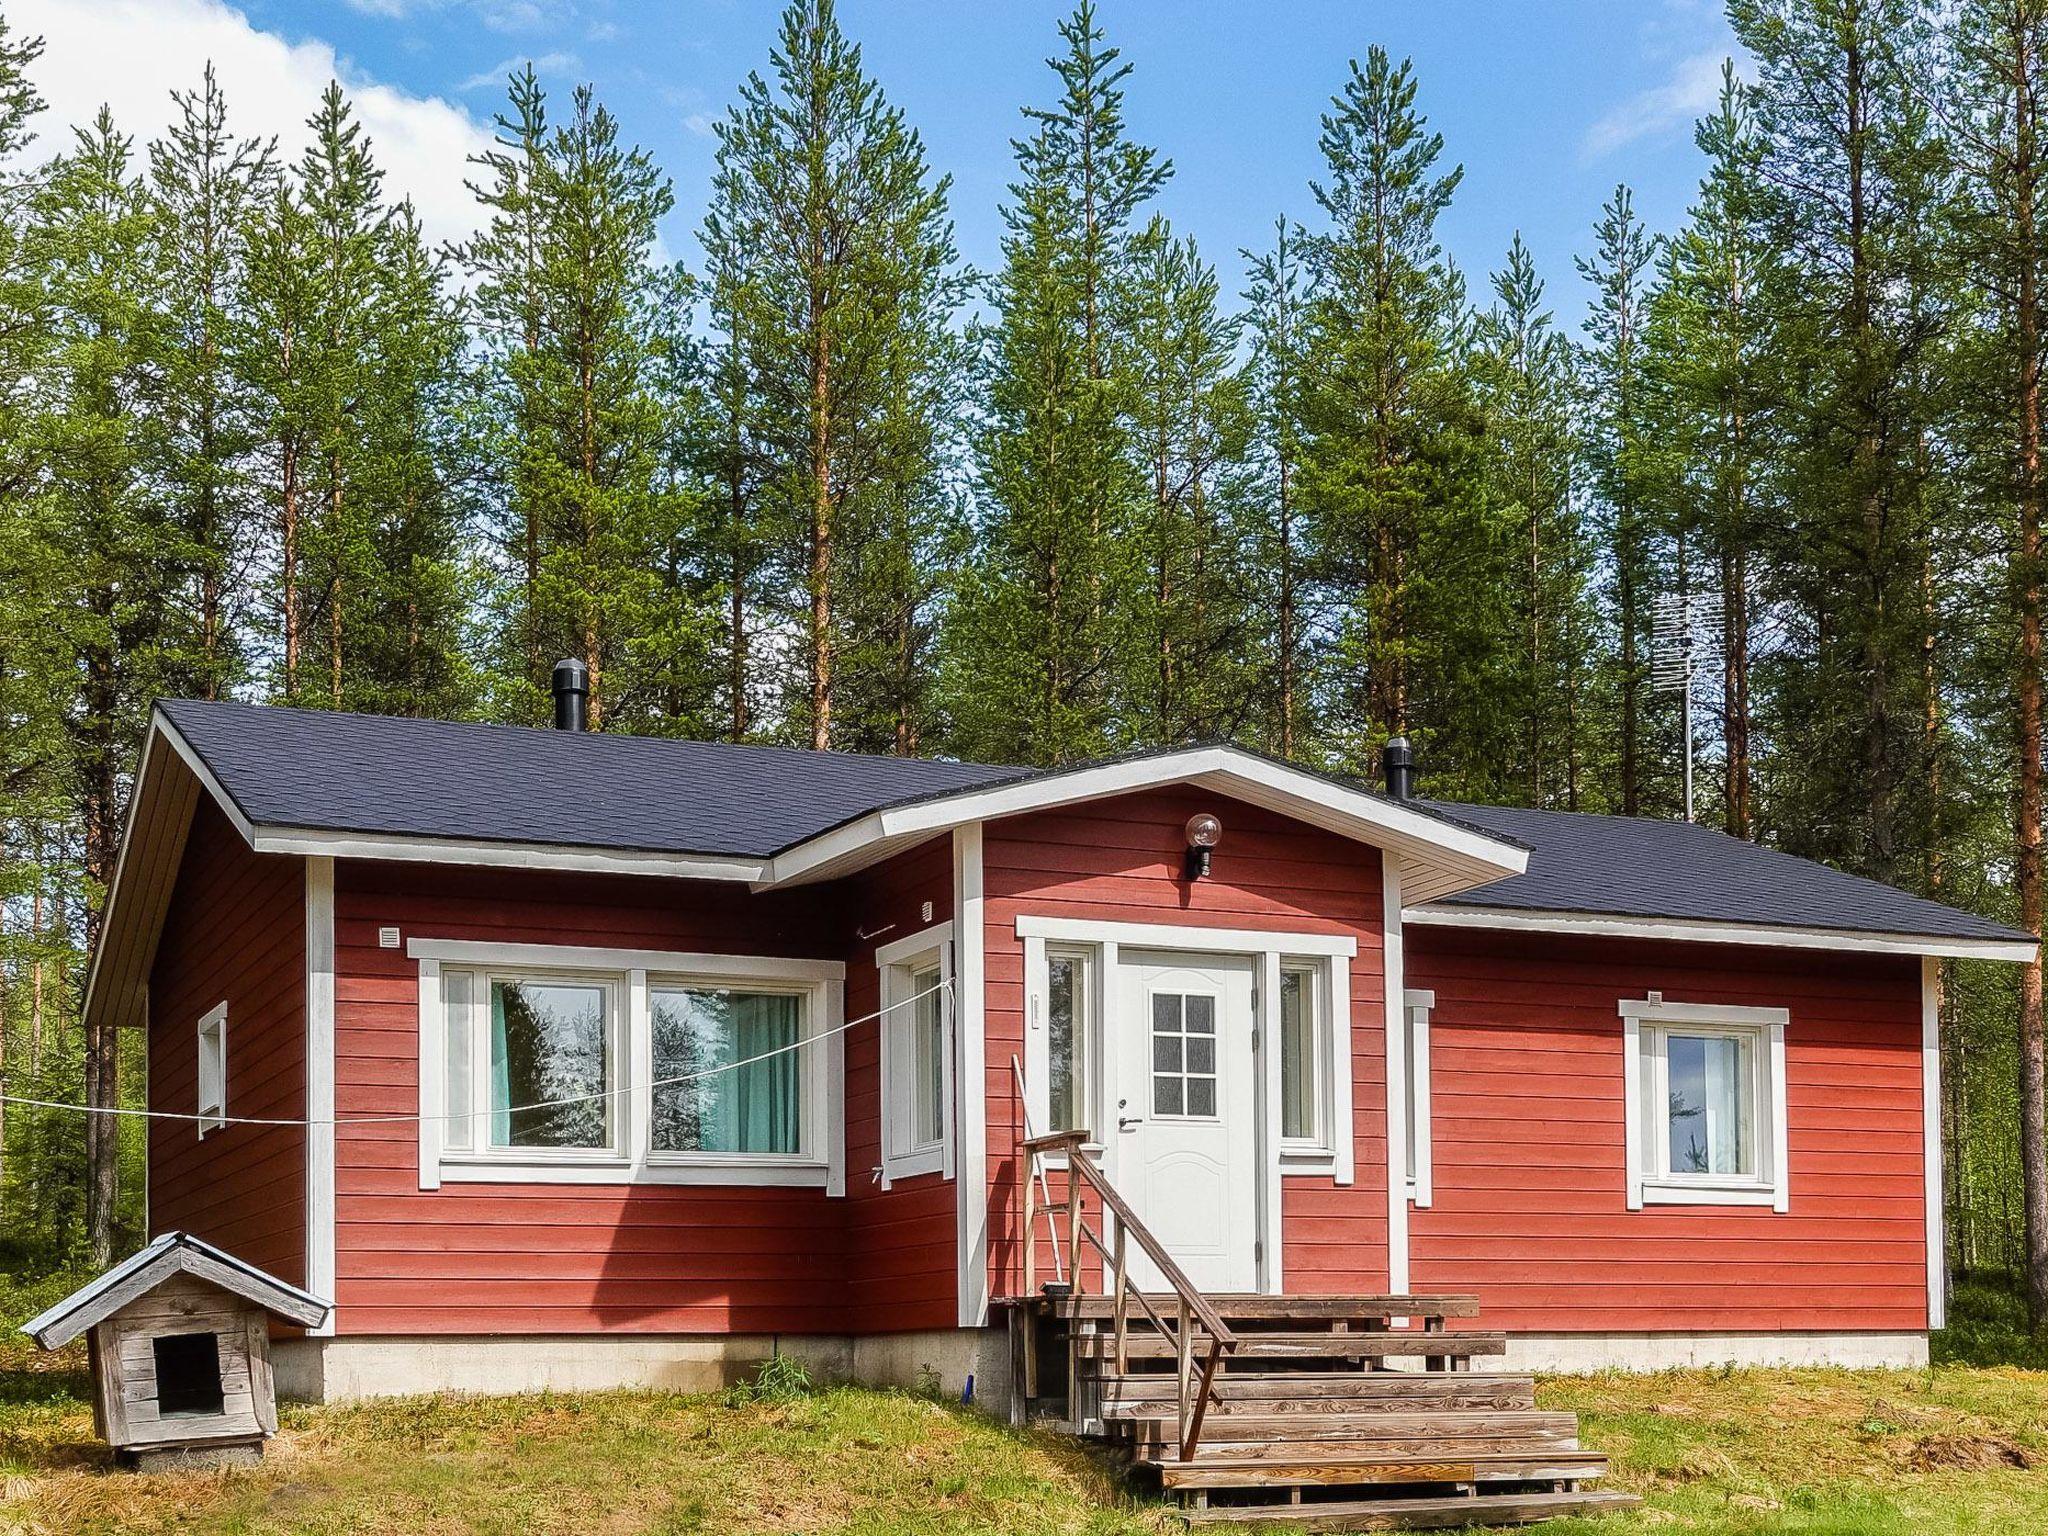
[460,51,580,93]
[1581,49,1734,162]
[15,0,497,249]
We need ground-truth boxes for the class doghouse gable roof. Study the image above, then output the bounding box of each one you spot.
[20,1231,331,1349]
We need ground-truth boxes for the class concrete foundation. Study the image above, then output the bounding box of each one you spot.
[274,1325,1013,1407]
[1503,1330,1929,1372]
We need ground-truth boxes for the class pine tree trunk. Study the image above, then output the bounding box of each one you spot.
[809,283,833,752]
[2010,9,2048,1331]
[81,617,122,1268]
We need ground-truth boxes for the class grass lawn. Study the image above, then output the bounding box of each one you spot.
[0,1314,2044,1535]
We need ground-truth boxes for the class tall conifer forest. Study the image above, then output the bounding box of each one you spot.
[3,0,2047,1321]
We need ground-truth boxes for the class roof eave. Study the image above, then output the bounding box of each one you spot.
[1405,902,2039,963]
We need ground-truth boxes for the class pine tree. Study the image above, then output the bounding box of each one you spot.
[28,109,200,1263]
[1239,218,1311,757]
[148,65,272,702]
[1300,46,1472,773]
[704,0,962,751]
[1473,234,1587,807]
[1645,63,1773,837]
[461,74,706,730]
[1578,186,1662,816]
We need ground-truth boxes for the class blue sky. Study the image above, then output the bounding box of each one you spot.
[31,0,1743,326]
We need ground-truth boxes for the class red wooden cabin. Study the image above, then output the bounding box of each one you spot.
[85,671,2032,1399]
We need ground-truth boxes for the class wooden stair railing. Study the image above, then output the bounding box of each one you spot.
[1017,1117,1239,1461]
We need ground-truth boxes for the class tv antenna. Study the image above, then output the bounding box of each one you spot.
[1651,584,1721,823]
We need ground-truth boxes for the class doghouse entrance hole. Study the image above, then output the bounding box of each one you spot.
[152,1331,224,1416]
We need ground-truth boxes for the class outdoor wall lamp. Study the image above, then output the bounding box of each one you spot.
[1184,813,1223,880]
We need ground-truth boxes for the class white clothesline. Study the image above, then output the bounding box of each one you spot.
[0,978,953,1131]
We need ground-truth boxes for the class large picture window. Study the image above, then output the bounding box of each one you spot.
[416,942,843,1190]
[1621,994,1788,1211]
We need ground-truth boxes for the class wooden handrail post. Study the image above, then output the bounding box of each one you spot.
[1021,1145,1037,1300]
[1067,1164,1084,1295]
[1176,1297,1194,1458]
[1112,1222,1129,1374]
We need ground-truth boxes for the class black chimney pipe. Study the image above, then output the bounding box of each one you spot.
[553,658,590,732]
[1383,735,1415,800]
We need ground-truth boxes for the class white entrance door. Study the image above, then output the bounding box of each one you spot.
[1113,950,1259,1293]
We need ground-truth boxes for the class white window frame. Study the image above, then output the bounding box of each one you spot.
[196,1002,227,1138]
[1620,993,1789,1212]
[1022,940,1102,1165]
[1277,960,1337,1164]
[410,939,845,1191]
[876,923,955,1187]
[1404,989,1434,1207]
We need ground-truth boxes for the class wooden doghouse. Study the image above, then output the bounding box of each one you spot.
[21,1231,330,1470]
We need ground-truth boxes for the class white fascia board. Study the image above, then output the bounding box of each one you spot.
[253,826,766,882]
[763,747,1528,893]
[1406,903,2037,964]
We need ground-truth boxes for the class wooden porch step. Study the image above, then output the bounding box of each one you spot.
[1181,1488,1643,1530]
[1098,1372,1537,1414]
[1148,1448,1612,1491]
[1119,1410,1582,1452]
[1037,1293,1481,1323]
[1079,1332,1507,1364]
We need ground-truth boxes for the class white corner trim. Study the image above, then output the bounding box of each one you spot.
[1258,949,1285,1293]
[953,824,989,1327]
[305,857,337,1330]
[1404,988,1434,1208]
[1407,903,2037,964]
[1013,914,1358,958]
[404,938,845,982]
[1382,857,1409,1298]
[1619,993,1789,1214]
[1923,956,1946,1329]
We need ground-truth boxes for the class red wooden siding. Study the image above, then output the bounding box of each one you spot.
[842,839,958,1330]
[1405,927,1929,1333]
[332,860,851,1335]
[147,796,307,1284]
[981,787,1390,1298]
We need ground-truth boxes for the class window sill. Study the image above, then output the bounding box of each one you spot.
[1638,1179,1783,1208]
[1279,1147,1337,1177]
[879,1145,947,1186]
[439,1158,833,1188]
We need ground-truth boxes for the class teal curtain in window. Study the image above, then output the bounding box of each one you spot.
[652,989,801,1154]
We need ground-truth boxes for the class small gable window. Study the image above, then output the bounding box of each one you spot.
[1621,994,1788,1211]
[196,1003,227,1137]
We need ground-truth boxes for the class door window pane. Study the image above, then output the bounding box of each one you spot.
[1151,991,1221,1120]
[490,979,610,1150]
[912,966,944,1147]
[652,988,802,1155]
[1279,969,1316,1141]
[1666,1032,1753,1176]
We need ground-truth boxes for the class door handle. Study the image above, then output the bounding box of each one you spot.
[1118,1114,1145,1132]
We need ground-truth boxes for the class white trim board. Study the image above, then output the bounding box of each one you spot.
[1406,903,2036,963]
[952,825,990,1328]
[305,857,337,1336]
[1922,957,1947,1330]
[1013,915,1357,958]
[1382,858,1409,1298]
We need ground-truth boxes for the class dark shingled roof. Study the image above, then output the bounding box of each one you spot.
[158,698,1021,859]
[154,699,2033,947]
[1425,799,2035,946]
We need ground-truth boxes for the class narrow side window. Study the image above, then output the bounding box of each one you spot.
[1404,989,1435,1207]
[196,1003,227,1137]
